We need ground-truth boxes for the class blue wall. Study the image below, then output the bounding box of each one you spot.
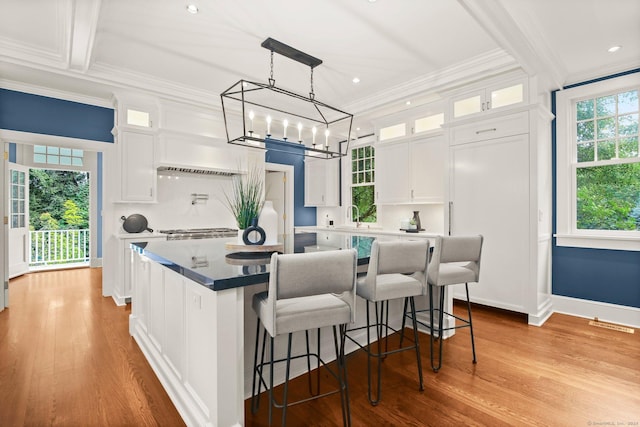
[0,89,113,142]
[551,69,640,309]
[265,141,317,226]
[1,89,114,259]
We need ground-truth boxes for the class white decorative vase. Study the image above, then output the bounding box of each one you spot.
[258,201,278,245]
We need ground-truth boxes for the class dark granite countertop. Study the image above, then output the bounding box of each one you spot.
[130,232,383,291]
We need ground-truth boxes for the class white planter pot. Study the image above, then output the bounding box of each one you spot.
[259,201,278,245]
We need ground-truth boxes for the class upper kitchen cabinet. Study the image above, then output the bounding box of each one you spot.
[304,157,340,207]
[376,135,445,204]
[376,105,445,144]
[112,94,159,203]
[119,130,157,202]
[114,93,159,130]
[374,102,446,205]
[450,75,527,120]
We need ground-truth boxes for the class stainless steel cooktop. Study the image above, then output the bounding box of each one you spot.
[158,228,238,240]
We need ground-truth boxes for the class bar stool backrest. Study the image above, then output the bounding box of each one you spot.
[362,240,430,297]
[264,249,358,336]
[427,235,483,286]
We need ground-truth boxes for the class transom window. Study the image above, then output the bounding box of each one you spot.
[34,145,84,166]
[351,145,376,223]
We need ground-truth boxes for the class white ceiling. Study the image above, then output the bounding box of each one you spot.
[0,0,639,132]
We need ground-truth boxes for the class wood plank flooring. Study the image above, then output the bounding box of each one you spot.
[245,303,640,427]
[1,268,639,426]
[0,268,184,426]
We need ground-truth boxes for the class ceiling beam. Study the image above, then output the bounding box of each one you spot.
[68,0,102,72]
[458,0,566,91]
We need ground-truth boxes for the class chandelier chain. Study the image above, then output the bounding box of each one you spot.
[310,67,315,100]
[269,50,275,86]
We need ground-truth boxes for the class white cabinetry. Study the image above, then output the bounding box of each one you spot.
[120,130,156,202]
[376,135,445,204]
[114,235,165,305]
[447,105,552,325]
[304,157,339,206]
[451,77,527,120]
[129,252,245,426]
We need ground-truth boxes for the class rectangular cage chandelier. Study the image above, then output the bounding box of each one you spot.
[221,37,354,159]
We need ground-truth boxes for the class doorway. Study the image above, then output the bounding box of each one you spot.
[265,163,294,236]
[3,139,101,309]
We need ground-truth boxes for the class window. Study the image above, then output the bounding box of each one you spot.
[34,145,84,167]
[10,169,26,228]
[351,145,376,223]
[414,113,444,134]
[127,109,151,127]
[556,72,640,251]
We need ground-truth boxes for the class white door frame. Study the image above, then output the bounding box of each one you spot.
[1,143,7,310]
[265,162,294,236]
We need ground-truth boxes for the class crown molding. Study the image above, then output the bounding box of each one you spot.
[88,62,222,109]
[0,78,113,108]
[564,60,640,88]
[345,48,519,117]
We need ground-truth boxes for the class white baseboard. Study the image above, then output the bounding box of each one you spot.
[528,298,554,327]
[111,289,127,306]
[551,295,640,328]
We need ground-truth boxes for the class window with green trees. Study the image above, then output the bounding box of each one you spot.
[575,89,639,230]
[351,145,376,223]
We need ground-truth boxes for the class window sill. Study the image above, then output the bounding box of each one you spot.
[554,234,640,252]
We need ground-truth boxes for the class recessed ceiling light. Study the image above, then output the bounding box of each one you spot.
[352,77,360,84]
[368,0,377,3]
[608,45,621,53]
[186,4,199,14]
[406,101,411,106]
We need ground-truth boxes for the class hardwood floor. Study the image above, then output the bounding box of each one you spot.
[0,268,184,426]
[1,268,638,426]
[245,303,640,426]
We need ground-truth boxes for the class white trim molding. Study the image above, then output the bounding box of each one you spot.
[552,295,640,329]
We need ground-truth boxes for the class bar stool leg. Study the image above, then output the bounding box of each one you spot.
[409,296,424,391]
[251,317,261,413]
[465,283,477,363]
[365,300,382,406]
[281,333,294,427]
[436,287,446,372]
[399,297,409,347]
[333,324,351,427]
[252,319,269,414]
[428,284,437,372]
[268,336,274,426]
[429,284,446,372]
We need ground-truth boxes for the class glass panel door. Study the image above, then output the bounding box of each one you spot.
[490,83,524,109]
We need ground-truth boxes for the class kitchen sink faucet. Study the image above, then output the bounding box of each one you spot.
[347,205,361,227]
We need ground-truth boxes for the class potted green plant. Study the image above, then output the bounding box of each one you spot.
[224,164,264,240]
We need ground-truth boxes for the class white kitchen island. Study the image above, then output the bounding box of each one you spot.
[128,231,446,427]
